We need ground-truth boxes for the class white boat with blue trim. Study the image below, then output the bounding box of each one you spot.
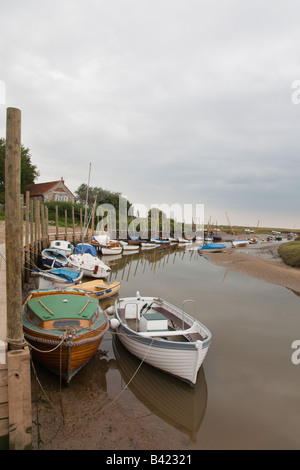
[110,293,211,386]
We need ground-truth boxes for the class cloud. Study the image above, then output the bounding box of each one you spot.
[1,0,300,228]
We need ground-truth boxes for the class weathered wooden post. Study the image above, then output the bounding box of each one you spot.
[25,191,30,283]
[5,107,32,449]
[72,205,75,245]
[5,107,23,348]
[65,209,67,240]
[55,205,58,239]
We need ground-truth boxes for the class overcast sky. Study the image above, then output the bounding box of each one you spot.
[1,0,300,229]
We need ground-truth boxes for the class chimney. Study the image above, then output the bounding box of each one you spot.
[61,177,64,184]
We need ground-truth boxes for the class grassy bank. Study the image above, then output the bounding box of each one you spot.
[278,239,300,268]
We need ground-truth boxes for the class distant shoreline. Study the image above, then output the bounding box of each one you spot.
[203,242,300,292]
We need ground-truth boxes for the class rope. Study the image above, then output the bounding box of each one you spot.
[100,331,155,413]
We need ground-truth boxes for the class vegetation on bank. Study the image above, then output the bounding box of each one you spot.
[278,238,300,268]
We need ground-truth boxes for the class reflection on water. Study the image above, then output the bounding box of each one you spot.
[100,241,300,449]
[112,335,207,442]
[33,241,300,449]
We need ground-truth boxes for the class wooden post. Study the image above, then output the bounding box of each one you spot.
[40,202,45,249]
[5,107,23,349]
[24,192,30,283]
[30,199,34,266]
[80,208,82,242]
[65,209,67,240]
[7,349,32,449]
[55,205,58,239]
[72,206,75,245]
[5,108,32,450]
[45,206,49,245]
[37,199,41,252]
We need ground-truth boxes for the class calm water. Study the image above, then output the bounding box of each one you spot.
[102,243,300,450]
[34,242,300,449]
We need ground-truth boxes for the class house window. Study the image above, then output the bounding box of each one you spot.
[54,194,68,202]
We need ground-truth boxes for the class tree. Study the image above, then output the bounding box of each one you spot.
[0,138,40,203]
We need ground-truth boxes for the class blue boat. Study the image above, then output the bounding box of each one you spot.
[198,243,227,253]
[74,243,98,257]
[41,248,69,269]
[31,267,83,289]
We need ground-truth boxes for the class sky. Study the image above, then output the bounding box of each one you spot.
[1,0,300,229]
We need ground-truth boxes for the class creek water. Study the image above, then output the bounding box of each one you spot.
[33,242,300,449]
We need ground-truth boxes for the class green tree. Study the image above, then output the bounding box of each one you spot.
[0,138,40,203]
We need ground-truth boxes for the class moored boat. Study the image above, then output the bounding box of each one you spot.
[31,266,83,290]
[198,243,227,253]
[67,253,111,278]
[120,241,140,251]
[231,239,249,248]
[73,279,120,299]
[50,240,74,255]
[110,293,211,386]
[41,248,69,269]
[101,245,123,255]
[23,289,110,383]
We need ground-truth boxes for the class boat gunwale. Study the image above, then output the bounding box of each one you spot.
[115,296,212,350]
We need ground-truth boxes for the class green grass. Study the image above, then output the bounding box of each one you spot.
[278,239,300,267]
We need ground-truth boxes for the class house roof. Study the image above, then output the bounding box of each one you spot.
[26,181,60,196]
[27,179,75,197]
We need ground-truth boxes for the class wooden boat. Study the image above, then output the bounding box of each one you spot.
[41,248,69,269]
[198,243,227,253]
[50,240,74,255]
[110,293,211,386]
[22,289,110,383]
[67,253,111,278]
[31,266,83,290]
[73,279,120,299]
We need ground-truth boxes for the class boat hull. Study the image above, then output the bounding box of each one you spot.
[23,291,109,383]
[75,280,120,299]
[114,296,211,386]
[31,267,83,290]
[231,239,249,247]
[68,253,111,278]
[41,249,68,269]
[199,243,227,253]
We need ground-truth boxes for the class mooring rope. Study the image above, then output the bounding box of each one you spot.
[100,331,155,413]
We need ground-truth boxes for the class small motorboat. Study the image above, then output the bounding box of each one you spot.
[31,266,83,290]
[110,293,211,386]
[50,240,74,255]
[23,289,110,383]
[41,248,69,269]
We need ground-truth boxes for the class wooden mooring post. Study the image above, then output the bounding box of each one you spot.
[3,107,32,450]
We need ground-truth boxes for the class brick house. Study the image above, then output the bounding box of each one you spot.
[26,177,76,203]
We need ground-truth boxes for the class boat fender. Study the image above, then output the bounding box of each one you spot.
[106,305,115,315]
[109,318,120,330]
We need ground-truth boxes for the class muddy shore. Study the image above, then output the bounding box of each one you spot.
[203,241,300,293]
[1,221,300,449]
